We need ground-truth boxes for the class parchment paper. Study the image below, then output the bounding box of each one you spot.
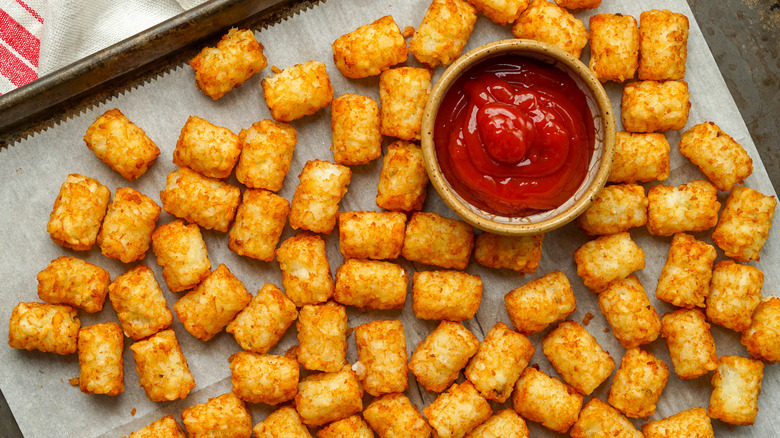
[1,0,777,437]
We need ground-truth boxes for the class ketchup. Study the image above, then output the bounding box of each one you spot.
[434,54,595,217]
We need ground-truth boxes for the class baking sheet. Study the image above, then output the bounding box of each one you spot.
[0,0,778,436]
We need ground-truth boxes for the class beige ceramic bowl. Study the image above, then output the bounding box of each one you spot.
[421,39,616,236]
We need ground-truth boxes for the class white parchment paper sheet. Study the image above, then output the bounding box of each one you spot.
[1,0,777,437]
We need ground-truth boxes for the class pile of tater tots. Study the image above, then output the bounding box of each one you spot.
[7,0,778,437]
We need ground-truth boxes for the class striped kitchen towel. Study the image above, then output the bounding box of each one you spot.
[0,0,44,95]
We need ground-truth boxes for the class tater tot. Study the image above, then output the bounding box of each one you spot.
[638,10,689,81]
[338,211,406,260]
[127,415,187,438]
[741,296,780,363]
[363,393,432,438]
[706,260,763,332]
[47,173,110,251]
[254,406,312,438]
[576,184,648,235]
[226,283,298,353]
[598,275,661,349]
[542,321,615,395]
[182,392,252,438]
[412,270,482,321]
[641,407,714,438]
[661,308,717,379]
[646,180,720,236]
[332,15,408,79]
[712,186,776,262]
[318,415,375,438]
[402,212,474,270]
[409,0,477,68]
[655,233,716,308]
[570,398,643,438]
[708,355,764,425]
[609,131,670,183]
[607,347,669,418]
[465,409,528,438]
[228,189,289,261]
[174,264,252,342]
[574,232,645,293]
[424,381,492,438]
[83,109,160,180]
[189,28,267,100]
[173,115,241,179]
[109,265,173,340]
[409,320,479,392]
[160,167,241,232]
[229,351,299,405]
[37,256,110,313]
[235,119,297,192]
[467,0,529,25]
[97,188,161,263]
[354,319,408,396]
[334,259,408,310]
[8,302,79,354]
[504,270,576,334]
[511,367,583,433]
[679,122,753,191]
[621,80,690,132]
[262,60,333,122]
[130,329,195,402]
[295,366,363,427]
[379,67,432,141]
[473,232,543,274]
[376,140,429,212]
[511,0,589,59]
[151,219,211,293]
[277,233,334,307]
[331,94,382,165]
[289,160,352,234]
[78,322,124,396]
[297,301,349,372]
[464,322,534,402]
[555,0,600,9]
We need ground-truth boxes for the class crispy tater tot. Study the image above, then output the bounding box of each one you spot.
[655,233,716,308]
[354,319,409,396]
[712,186,776,262]
[679,122,753,191]
[412,270,482,321]
[511,0,589,59]
[542,321,615,395]
[318,415,375,438]
[465,409,528,438]
[97,188,161,263]
[127,415,187,438]
[376,140,429,212]
[338,211,406,260]
[332,15,408,79]
[468,0,529,25]
[173,115,241,179]
[641,407,714,438]
[638,10,689,81]
[235,119,297,192]
[181,392,253,438]
[621,80,690,132]
[331,94,382,165]
[577,184,648,235]
[505,270,576,334]
[189,28,267,100]
[741,296,780,363]
[464,322,534,402]
[295,366,363,427]
[334,259,408,310]
[574,232,645,293]
[661,308,718,379]
[47,174,110,251]
[555,0,600,9]
[78,322,124,396]
[646,180,720,236]
[254,406,312,438]
[409,320,479,392]
[226,283,298,353]
[289,160,352,234]
[160,167,241,232]
[424,381,492,438]
[409,0,477,68]
[607,347,669,418]
[83,109,160,180]
[402,212,474,270]
[364,393,432,438]
[609,131,670,183]
[511,367,583,434]
[37,256,110,313]
[599,275,661,349]
[379,67,432,141]
[229,351,299,405]
[228,189,289,261]
[570,398,643,438]
[8,302,79,354]
[151,219,211,293]
[130,329,195,402]
[706,260,763,332]
[473,232,543,274]
[297,301,348,372]
[276,233,335,307]
[708,355,764,426]
[262,60,333,122]
[109,265,173,340]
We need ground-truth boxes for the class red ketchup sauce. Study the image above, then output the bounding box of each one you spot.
[434,54,595,217]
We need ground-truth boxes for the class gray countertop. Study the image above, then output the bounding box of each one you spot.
[1,1,777,436]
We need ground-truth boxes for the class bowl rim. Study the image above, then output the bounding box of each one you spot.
[421,38,616,236]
